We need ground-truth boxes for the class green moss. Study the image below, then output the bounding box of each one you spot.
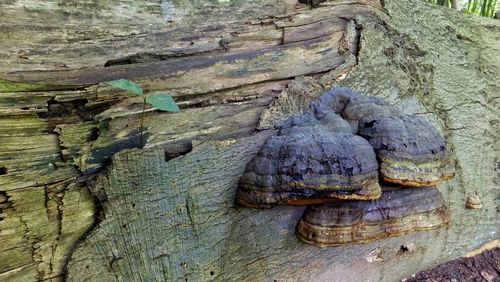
[0,79,80,93]
[0,79,47,92]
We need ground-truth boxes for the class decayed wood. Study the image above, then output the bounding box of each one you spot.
[0,0,380,73]
[0,1,376,280]
[0,181,95,281]
[0,0,498,281]
[68,0,498,281]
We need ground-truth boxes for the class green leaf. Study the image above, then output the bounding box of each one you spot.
[107,79,143,96]
[146,92,180,112]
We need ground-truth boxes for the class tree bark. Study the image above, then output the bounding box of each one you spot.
[0,0,498,281]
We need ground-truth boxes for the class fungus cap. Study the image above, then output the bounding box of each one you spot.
[236,125,381,208]
[296,187,450,247]
[358,114,455,187]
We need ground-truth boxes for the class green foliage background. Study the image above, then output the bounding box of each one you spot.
[427,0,498,17]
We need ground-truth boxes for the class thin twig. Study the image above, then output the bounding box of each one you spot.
[140,95,146,148]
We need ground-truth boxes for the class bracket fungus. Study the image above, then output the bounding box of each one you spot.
[236,86,454,246]
[296,187,451,247]
[236,123,381,208]
[309,87,401,131]
[465,193,482,209]
[358,114,455,187]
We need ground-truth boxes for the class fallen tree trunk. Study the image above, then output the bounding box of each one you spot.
[0,0,498,281]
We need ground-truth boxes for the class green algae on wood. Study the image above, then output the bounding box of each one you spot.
[0,79,48,93]
[0,79,81,93]
[0,182,95,281]
[67,0,499,281]
[0,0,498,281]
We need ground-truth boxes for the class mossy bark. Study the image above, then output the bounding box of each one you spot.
[0,0,498,281]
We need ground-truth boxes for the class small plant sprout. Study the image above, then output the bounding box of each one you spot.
[107,79,180,148]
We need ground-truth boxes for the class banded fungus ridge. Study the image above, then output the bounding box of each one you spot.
[236,87,455,246]
[296,186,451,247]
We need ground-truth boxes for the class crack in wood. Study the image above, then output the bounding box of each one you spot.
[0,1,394,280]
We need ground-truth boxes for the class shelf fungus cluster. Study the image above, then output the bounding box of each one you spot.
[236,87,454,247]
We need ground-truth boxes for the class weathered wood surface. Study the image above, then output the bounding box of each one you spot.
[0,1,375,280]
[0,0,498,281]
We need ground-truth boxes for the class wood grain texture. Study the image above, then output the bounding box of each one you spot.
[0,0,373,280]
[0,0,498,281]
[66,0,499,281]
